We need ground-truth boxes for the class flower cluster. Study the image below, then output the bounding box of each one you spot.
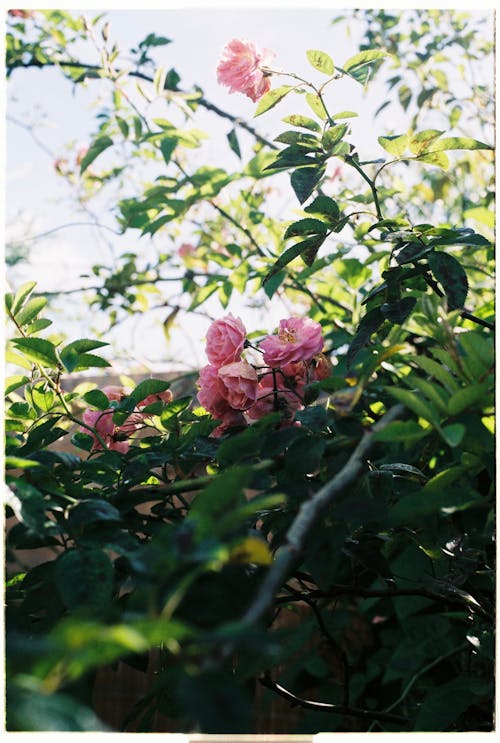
[81,384,172,453]
[197,314,329,436]
[216,39,275,102]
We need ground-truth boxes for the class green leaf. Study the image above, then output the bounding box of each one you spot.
[265,235,326,281]
[60,339,109,372]
[387,387,440,426]
[284,218,328,239]
[342,50,390,83]
[332,110,358,119]
[254,85,293,116]
[54,549,114,611]
[10,281,36,316]
[347,307,385,367]
[83,389,112,410]
[323,124,348,150]
[14,296,47,327]
[227,128,241,159]
[447,382,491,416]
[380,297,417,324]
[305,93,328,120]
[372,420,429,443]
[282,114,321,132]
[427,251,468,309]
[378,134,409,157]
[439,423,466,447]
[306,49,334,75]
[5,375,29,395]
[409,129,444,155]
[304,195,340,224]
[290,166,324,204]
[416,151,450,170]
[79,135,113,174]
[414,677,491,731]
[160,136,178,164]
[122,379,171,409]
[427,136,492,152]
[11,337,59,368]
[188,467,253,535]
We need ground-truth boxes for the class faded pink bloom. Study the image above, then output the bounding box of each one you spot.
[197,364,233,418]
[246,369,303,421]
[178,242,196,263]
[218,360,259,410]
[217,39,275,102]
[205,313,247,368]
[260,317,324,367]
[8,9,34,18]
[81,408,131,453]
[309,353,332,381]
[75,145,89,167]
[53,157,69,175]
[211,409,247,438]
[102,385,130,402]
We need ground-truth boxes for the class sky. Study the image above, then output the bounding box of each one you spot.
[3,1,496,376]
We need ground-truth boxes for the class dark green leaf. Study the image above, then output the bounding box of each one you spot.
[79,136,113,174]
[54,549,114,611]
[428,251,468,309]
[290,166,324,204]
[304,195,340,223]
[284,218,328,239]
[380,297,417,324]
[347,307,384,367]
[60,339,108,372]
[83,389,112,410]
[160,136,178,164]
[227,128,241,159]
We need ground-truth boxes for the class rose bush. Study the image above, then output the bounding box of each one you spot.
[5,8,494,735]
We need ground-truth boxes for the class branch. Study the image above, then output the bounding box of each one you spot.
[276,583,493,623]
[259,673,407,725]
[242,404,405,628]
[9,59,278,151]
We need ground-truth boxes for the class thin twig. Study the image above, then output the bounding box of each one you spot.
[259,673,407,725]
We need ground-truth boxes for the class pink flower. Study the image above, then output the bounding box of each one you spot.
[75,145,89,167]
[218,361,259,410]
[102,385,130,402]
[247,369,303,421]
[81,409,131,453]
[197,364,233,418]
[178,242,196,264]
[260,317,324,367]
[137,389,173,408]
[216,39,275,102]
[205,313,247,368]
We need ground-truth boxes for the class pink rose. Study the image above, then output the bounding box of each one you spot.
[246,369,303,421]
[218,360,259,410]
[216,39,275,102]
[260,317,324,367]
[102,385,130,402]
[197,364,233,418]
[205,313,247,368]
[137,389,173,408]
[81,409,131,453]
